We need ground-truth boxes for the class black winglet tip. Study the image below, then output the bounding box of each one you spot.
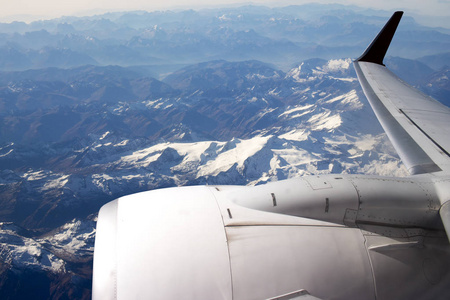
[356,11,404,65]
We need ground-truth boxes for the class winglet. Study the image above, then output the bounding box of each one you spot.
[356,11,403,65]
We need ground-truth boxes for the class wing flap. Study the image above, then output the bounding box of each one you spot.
[401,109,450,157]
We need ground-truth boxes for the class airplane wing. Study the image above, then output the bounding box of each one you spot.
[353,11,450,175]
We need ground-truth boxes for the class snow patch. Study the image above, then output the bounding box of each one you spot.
[287,62,304,82]
[41,175,70,191]
[0,224,65,273]
[119,143,169,168]
[100,131,110,140]
[115,139,129,147]
[279,129,308,141]
[272,148,317,166]
[325,90,360,108]
[41,219,96,254]
[197,135,272,177]
[22,170,49,181]
[279,104,314,119]
[308,111,342,131]
[330,76,357,82]
[0,149,13,158]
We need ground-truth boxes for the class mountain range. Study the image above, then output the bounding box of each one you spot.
[1,4,450,72]
[0,4,449,299]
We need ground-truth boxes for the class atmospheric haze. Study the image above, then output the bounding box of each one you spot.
[1,0,450,27]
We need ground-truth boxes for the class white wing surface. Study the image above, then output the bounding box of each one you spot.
[354,11,450,175]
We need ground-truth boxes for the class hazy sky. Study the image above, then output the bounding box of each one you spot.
[1,0,450,26]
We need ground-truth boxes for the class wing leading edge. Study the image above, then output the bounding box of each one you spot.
[354,11,450,175]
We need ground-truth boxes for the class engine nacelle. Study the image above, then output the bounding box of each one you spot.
[92,177,450,300]
[226,174,442,229]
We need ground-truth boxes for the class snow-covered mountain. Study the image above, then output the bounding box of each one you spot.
[0,5,449,298]
[0,57,406,257]
[0,217,95,299]
[0,57,408,227]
